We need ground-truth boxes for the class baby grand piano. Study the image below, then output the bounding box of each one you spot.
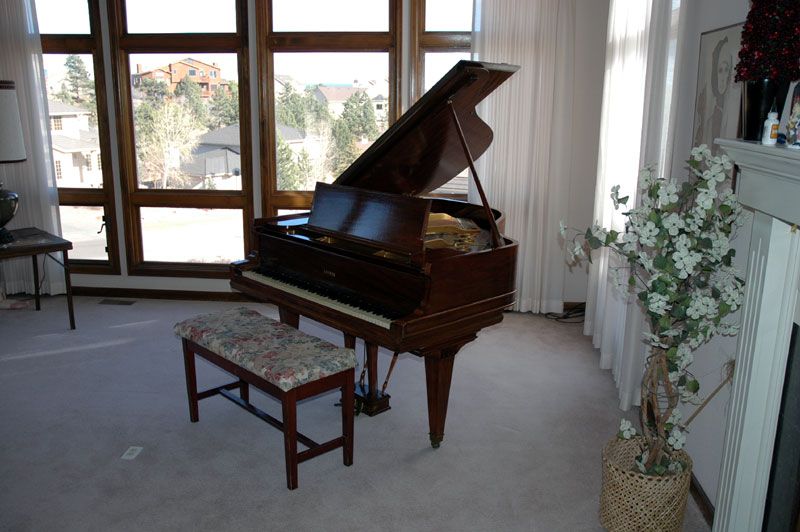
[231,60,519,447]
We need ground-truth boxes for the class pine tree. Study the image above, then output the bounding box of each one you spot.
[175,77,209,128]
[60,54,98,125]
[340,91,378,141]
[208,83,239,129]
[276,135,303,190]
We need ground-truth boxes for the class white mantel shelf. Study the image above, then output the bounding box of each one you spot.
[713,139,800,532]
[717,139,800,227]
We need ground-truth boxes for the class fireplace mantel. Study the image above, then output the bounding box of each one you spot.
[714,139,800,532]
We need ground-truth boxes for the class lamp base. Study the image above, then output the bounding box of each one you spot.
[0,227,13,244]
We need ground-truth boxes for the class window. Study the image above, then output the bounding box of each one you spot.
[411,0,473,197]
[37,0,119,274]
[261,0,399,214]
[97,153,102,169]
[211,71,217,78]
[115,0,251,274]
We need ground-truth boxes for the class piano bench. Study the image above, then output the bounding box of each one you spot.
[173,307,356,490]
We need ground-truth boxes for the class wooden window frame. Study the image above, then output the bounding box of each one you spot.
[109,0,253,278]
[40,0,121,275]
[410,0,471,200]
[256,0,402,217]
[410,0,472,102]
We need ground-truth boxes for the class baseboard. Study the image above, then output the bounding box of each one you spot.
[563,302,585,311]
[72,286,252,302]
[690,472,715,527]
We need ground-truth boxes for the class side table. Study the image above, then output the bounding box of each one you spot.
[0,227,75,329]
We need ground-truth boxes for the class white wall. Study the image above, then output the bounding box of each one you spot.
[669,0,750,507]
[562,0,609,303]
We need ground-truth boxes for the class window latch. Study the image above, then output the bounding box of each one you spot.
[97,215,106,234]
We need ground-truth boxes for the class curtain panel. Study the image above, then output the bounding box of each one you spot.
[584,0,683,409]
[0,0,63,296]
[471,0,576,314]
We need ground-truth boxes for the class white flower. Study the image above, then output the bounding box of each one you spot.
[662,213,684,236]
[572,240,586,260]
[635,450,650,474]
[619,419,637,439]
[559,220,567,238]
[657,181,679,206]
[667,409,683,426]
[696,186,718,210]
[668,460,684,474]
[638,251,654,273]
[672,247,701,279]
[639,166,656,189]
[709,230,730,261]
[675,344,693,370]
[643,332,669,348]
[646,292,671,316]
[638,221,660,247]
[622,231,638,253]
[610,185,623,209]
[667,427,686,450]
[721,284,743,311]
[687,295,718,320]
[691,144,711,160]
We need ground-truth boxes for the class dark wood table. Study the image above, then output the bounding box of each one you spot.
[0,227,75,329]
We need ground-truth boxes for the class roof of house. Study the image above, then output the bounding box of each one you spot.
[314,86,365,104]
[179,57,219,70]
[182,147,240,177]
[277,123,304,142]
[51,132,98,153]
[198,125,241,148]
[48,100,91,116]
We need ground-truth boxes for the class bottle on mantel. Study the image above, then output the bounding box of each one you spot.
[762,111,779,146]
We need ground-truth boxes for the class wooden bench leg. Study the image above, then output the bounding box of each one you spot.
[181,339,199,423]
[282,389,299,490]
[239,379,249,403]
[342,370,354,466]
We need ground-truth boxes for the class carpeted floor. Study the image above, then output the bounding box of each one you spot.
[0,296,710,531]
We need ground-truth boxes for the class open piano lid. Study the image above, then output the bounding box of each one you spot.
[334,60,519,196]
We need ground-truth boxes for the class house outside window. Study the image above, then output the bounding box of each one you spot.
[54,160,62,179]
[52,116,62,130]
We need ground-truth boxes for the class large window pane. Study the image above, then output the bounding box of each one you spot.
[59,206,108,260]
[426,0,473,32]
[424,51,471,93]
[129,53,241,190]
[125,0,236,33]
[140,208,243,263]
[272,52,389,191]
[272,0,388,32]
[35,0,90,34]
[43,54,104,189]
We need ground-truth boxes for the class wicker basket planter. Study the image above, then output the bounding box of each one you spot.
[599,437,693,531]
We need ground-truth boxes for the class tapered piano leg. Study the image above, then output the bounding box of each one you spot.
[278,307,299,328]
[424,352,456,448]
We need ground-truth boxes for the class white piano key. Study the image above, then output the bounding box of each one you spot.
[242,270,393,330]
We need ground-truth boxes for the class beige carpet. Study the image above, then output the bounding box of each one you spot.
[0,296,710,531]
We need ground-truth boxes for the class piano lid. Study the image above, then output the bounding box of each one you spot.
[334,60,519,196]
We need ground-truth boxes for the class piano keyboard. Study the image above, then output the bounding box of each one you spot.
[242,270,393,330]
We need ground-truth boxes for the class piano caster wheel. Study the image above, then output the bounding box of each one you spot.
[429,433,442,448]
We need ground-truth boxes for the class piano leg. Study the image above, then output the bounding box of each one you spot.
[354,341,391,416]
[278,307,300,328]
[424,351,456,448]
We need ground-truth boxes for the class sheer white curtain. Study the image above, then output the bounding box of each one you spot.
[0,0,63,296]
[584,0,682,409]
[471,0,575,313]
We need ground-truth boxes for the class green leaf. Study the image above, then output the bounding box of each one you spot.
[654,255,669,269]
[719,302,731,317]
[618,196,629,206]
[686,379,700,393]
[658,315,672,330]
[605,230,620,245]
[588,236,603,249]
[628,275,636,287]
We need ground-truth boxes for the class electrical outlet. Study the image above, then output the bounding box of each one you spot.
[120,446,143,460]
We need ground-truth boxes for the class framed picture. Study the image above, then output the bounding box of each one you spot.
[692,23,744,154]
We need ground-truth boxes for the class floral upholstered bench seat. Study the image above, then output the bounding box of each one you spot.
[174,307,356,392]
[174,306,356,489]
